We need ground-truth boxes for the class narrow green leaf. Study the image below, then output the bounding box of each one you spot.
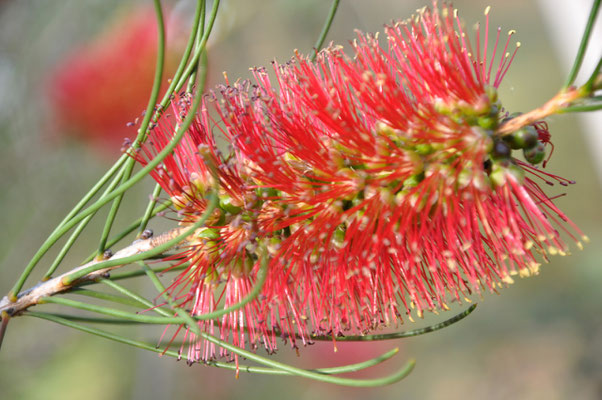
[70,288,151,310]
[194,328,416,386]
[83,200,172,265]
[186,0,207,92]
[140,251,269,322]
[61,191,217,285]
[564,0,601,88]
[39,296,184,325]
[11,156,127,299]
[26,311,409,381]
[308,304,478,341]
[106,262,189,282]
[174,0,220,92]
[137,184,163,237]
[45,166,127,279]
[311,0,341,61]
[154,0,205,117]
[98,279,173,317]
[10,12,211,297]
[26,313,147,325]
[582,57,602,93]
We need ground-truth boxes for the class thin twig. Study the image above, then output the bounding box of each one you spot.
[0,227,187,317]
[497,87,582,135]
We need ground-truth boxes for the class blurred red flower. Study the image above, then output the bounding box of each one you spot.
[47,5,185,154]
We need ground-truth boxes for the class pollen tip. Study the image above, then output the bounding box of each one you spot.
[516,41,521,48]
[484,6,491,16]
[518,268,530,278]
[508,29,516,35]
[582,235,590,243]
[530,262,541,274]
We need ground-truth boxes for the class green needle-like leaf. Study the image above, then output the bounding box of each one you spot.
[137,184,163,237]
[60,191,218,285]
[564,0,601,88]
[174,0,220,92]
[70,288,151,310]
[98,279,173,317]
[106,262,189,282]
[308,304,478,341]
[191,327,416,386]
[140,252,268,322]
[45,165,127,279]
[82,200,172,265]
[10,1,213,298]
[26,311,410,382]
[311,0,340,61]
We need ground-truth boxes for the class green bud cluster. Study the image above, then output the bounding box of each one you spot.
[502,123,545,165]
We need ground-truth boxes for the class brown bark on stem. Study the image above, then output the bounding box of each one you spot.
[497,87,582,135]
[0,227,187,317]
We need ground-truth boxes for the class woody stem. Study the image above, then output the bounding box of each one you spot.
[497,87,583,135]
[0,227,188,318]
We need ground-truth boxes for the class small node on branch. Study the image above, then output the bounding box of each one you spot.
[140,229,154,240]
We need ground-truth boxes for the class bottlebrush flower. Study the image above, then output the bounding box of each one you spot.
[46,5,186,155]
[136,3,587,364]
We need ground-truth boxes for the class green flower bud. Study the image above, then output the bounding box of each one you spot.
[478,115,497,130]
[219,195,242,215]
[333,225,346,248]
[402,172,424,188]
[505,125,538,150]
[415,143,434,155]
[489,163,507,188]
[197,228,220,240]
[523,142,546,165]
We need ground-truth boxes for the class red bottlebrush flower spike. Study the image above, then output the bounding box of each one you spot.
[137,3,587,364]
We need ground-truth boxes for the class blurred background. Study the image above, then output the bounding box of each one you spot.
[0,0,600,399]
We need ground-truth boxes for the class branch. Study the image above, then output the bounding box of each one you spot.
[0,227,187,317]
[497,87,583,135]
